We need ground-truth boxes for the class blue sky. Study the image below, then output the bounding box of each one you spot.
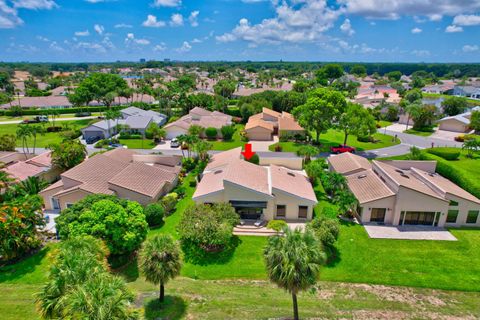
[1,0,480,62]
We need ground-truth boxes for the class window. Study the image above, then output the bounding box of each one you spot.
[276,205,286,218]
[298,206,308,219]
[449,200,459,206]
[467,211,479,224]
[447,210,459,223]
[66,203,74,208]
[370,208,386,222]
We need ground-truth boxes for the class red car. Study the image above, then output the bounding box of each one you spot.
[330,145,356,154]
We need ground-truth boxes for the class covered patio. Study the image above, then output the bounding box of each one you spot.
[364,224,457,241]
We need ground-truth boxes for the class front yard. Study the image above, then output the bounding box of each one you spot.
[269,130,400,153]
[118,138,156,149]
[210,124,245,151]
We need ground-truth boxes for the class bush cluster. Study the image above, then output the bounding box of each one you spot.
[266,220,288,231]
[427,148,460,161]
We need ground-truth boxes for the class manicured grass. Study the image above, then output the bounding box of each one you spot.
[0,113,102,121]
[404,128,434,136]
[377,120,392,128]
[119,138,156,149]
[210,124,246,151]
[270,130,400,153]
[0,119,95,148]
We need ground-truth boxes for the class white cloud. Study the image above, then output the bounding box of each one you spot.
[189,10,199,27]
[339,0,480,20]
[216,1,341,45]
[75,41,107,53]
[191,38,202,43]
[12,0,57,10]
[125,33,150,46]
[36,35,49,41]
[428,14,442,21]
[411,49,430,57]
[411,27,422,34]
[153,43,166,51]
[453,14,480,26]
[340,18,354,36]
[114,23,132,28]
[176,41,191,53]
[49,40,64,52]
[94,24,104,35]
[170,13,183,26]
[152,0,180,7]
[445,25,463,33]
[142,14,166,28]
[462,44,479,52]
[75,30,90,36]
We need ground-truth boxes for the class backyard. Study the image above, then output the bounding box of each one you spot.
[269,130,400,153]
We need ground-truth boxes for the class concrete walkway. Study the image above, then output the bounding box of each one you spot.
[364,224,457,241]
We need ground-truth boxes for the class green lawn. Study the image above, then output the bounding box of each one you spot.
[404,128,434,136]
[0,113,102,121]
[423,93,479,105]
[270,130,400,153]
[210,124,245,151]
[119,139,156,149]
[0,119,95,148]
[377,120,392,128]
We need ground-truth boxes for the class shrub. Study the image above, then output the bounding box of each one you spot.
[221,125,235,141]
[427,148,460,161]
[266,220,288,232]
[0,134,16,151]
[357,136,373,142]
[274,144,283,152]
[307,213,340,249]
[174,185,186,198]
[182,157,196,171]
[246,153,260,165]
[178,203,239,252]
[60,130,82,140]
[455,135,465,142]
[144,203,165,227]
[205,127,218,139]
[161,192,178,214]
[189,180,197,187]
[46,126,62,132]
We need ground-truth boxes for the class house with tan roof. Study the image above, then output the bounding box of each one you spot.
[1,151,60,183]
[328,152,480,227]
[164,107,232,140]
[39,148,181,211]
[193,148,317,221]
[245,108,305,141]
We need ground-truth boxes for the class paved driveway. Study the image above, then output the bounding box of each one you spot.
[250,135,279,152]
[364,224,457,241]
[430,128,466,141]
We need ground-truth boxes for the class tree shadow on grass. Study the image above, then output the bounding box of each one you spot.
[0,246,49,283]
[181,236,240,266]
[111,254,139,283]
[144,296,187,320]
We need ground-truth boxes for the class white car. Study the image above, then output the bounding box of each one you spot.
[170,138,180,148]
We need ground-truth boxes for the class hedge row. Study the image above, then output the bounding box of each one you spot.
[0,106,123,116]
[427,148,460,161]
[424,152,480,199]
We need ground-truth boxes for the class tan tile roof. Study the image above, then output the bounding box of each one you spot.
[262,107,282,118]
[108,162,176,197]
[328,153,372,175]
[412,168,480,205]
[26,151,52,167]
[41,179,64,192]
[270,165,317,203]
[3,162,46,181]
[205,147,242,171]
[103,148,137,164]
[278,117,304,131]
[346,169,395,204]
[245,118,274,131]
[190,107,212,116]
[373,161,447,201]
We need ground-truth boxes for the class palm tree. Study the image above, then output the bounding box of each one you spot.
[333,190,359,215]
[195,140,212,162]
[176,134,187,157]
[17,176,48,195]
[16,124,32,158]
[264,228,325,320]
[405,102,421,130]
[105,109,121,139]
[31,125,45,154]
[139,234,182,303]
[296,145,319,164]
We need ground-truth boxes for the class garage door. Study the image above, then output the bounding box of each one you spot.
[166,128,186,140]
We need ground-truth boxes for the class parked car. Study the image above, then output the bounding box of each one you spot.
[86,136,102,144]
[21,115,48,124]
[170,138,180,148]
[330,145,356,154]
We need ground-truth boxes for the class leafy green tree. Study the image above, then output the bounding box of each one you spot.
[411,105,437,130]
[386,71,402,82]
[146,122,166,143]
[36,236,138,320]
[264,228,325,320]
[316,64,344,84]
[0,134,16,151]
[214,79,237,98]
[73,73,128,107]
[470,110,480,133]
[178,203,239,252]
[350,65,367,77]
[139,234,182,303]
[0,195,45,261]
[187,124,204,137]
[403,89,423,104]
[56,196,148,256]
[338,103,377,145]
[304,159,325,183]
[296,145,319,164]
[49,139,87,170]
[16,124,33,157]
[442,96,468,116]
[220,125,235,140]
[333,190,358,215]
[292,88,346,143]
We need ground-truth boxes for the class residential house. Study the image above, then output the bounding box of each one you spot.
[40,148,181,211]
[81,107,167,140]
[437,107,480,133]
[192,148,317,221]
[328,152,480,227]
[354,86,401,108]
[453,86,480,99]
[164,107,232,140]
[1,151,60,183]
[245,108,305,141]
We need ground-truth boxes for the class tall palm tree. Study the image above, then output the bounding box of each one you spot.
[264,228,325,320]
[296,145,319,164]
[31,125,45,155]
[139,234,182,303]
[16,124,32,158]
[405,102,422,130]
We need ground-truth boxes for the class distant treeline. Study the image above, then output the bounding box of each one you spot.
[1,61,480,78]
